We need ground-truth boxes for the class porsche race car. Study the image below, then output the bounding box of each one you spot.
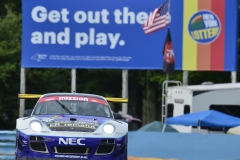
[16,93,128,160]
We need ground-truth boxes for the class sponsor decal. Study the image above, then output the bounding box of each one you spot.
[55,155,88,159]
[174,99,184,104]
[93,133,103,135]
[51,120,98,123]
[22,140,27,144]
[39,116,62,123]
[38,96,108,105]
[59,96,89,101]
[40,117,54,122]
[116,143,121,147]
[59,138,85,145]
[49,121,98,129]
[31,53,47,62]
[45,98,56,101]
[53,115,62,119]
[78,119,98,122]
[188,10,221,44]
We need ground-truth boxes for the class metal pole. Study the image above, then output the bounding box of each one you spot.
[183,71,189,85]
[166,74,169,91]
[122,70,128,115]
[71,69,77,92]
[231,71,237,83]
[164,74,169,122]
[19,68,26,118]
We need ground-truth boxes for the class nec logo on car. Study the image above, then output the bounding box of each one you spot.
[59,138,85,145]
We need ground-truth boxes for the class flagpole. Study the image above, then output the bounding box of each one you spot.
[166,0,171,81]
[165,0,170,107]
[168,0,171,29]
[168,0,170,14]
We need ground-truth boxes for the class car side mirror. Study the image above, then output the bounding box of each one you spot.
[113,113,122,120]
[23,109,33,117]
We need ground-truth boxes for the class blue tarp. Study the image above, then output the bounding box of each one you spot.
[166,110,240,128]
[137,121,178,132]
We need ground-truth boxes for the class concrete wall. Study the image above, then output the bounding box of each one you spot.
[128,132,240,160]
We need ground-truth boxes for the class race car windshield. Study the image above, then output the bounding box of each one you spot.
[32,100,112,118]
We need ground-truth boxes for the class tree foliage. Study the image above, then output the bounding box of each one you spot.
[0,6,21,129]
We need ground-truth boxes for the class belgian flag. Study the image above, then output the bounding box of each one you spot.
[162,28,175,75]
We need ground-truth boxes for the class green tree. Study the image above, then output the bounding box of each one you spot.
[0,7,21,130]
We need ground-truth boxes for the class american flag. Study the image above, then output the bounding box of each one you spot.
[142,0,170,35]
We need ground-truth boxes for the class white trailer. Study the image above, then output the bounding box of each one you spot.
[162,81,240,133]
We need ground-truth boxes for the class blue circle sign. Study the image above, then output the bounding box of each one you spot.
[188,10,221,44]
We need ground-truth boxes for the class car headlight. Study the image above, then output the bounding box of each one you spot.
[30,121,42,132]
[103,124,115,135]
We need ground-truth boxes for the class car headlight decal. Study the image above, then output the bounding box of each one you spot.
[103,123,115,135]
[30,121,42,132]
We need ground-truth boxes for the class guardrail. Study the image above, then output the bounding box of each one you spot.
[18,94,128,103]
[0,131,16,160]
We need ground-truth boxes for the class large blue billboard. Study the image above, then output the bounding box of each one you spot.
[21,0,238,71]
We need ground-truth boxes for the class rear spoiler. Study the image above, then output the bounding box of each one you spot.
[18,94,128,103]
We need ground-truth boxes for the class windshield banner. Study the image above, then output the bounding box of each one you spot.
[38,96,108,105]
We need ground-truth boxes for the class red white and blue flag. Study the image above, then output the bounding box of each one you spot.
[142,0,170,35]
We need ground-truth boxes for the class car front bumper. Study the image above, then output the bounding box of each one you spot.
[16,130,127,160]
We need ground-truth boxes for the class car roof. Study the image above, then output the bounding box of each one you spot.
[41,92,105,100]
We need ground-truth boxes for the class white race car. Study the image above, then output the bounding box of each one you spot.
[16,93,128,160]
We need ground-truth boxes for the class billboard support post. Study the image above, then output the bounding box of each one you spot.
[183,71,188,86]
[231,71,237,83]
[122,70,128,115]
[19,67,26,118]
[71,69,77,92]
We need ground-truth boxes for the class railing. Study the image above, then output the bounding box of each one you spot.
[161,80,182,122]
[0,131,16,160]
